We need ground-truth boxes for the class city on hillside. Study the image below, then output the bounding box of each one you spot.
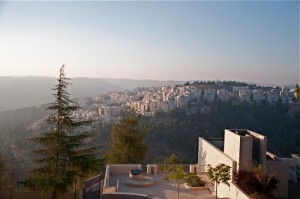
[27,81,299,131]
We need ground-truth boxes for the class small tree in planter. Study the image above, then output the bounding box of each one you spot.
[207,163,231,199]
[163,154,188,199]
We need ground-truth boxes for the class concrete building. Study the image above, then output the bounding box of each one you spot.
[252,89,265,103]
[203,89,215,102]
[280,90,290,103]
[239,89,251,102]
[232,86,248,92]
[267,90,279,103]
[217,89,229,102]
[175,94,189,108]
[99,106,121,118]
[198,129,294,199]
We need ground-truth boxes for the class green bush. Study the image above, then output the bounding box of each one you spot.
[185,174,205,187]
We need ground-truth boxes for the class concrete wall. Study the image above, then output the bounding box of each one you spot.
[108,164,141,175]
[198,137,237,199]
[224,130,253,171]
[239,135,253,171]
[103,165,113,192]
[211,182,251,199]
[103,164,142,193]
[102,192,150,199]
[266,160,289,198]
[198,137,236,173]
[229,182,251,199]
[215,183,231,199]
[248,130,267,166]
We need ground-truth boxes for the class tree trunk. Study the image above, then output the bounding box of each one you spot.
[74,177,77,199]
[52,188,56,199]
[74,186,77,199]
[215,183,218,199]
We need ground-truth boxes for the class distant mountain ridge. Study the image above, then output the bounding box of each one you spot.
[0,76,184,111]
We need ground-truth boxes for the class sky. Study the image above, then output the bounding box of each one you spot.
[0,1,299,85]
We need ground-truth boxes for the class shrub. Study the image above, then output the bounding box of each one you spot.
[185,174,205,187]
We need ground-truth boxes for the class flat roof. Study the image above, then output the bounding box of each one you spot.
[107,173,215,199]
[229,129,249,136]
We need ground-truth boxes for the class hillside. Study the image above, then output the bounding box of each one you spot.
[0,77,183,111]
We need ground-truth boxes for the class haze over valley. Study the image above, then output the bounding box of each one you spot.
[0,76,183,111]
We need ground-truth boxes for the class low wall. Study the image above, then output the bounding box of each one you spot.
[9,192,77,199]
[103,186,117,193]
[184,183,209,190]
[103,165,111,189]
[103,164,142,194]
[109,164,141,175]
[102,192,151,199]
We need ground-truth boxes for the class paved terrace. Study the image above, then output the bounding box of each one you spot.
[108,173,215,199]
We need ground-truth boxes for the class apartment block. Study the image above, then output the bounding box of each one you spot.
[217,89,229,102]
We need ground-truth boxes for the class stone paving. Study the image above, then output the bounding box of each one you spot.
[109,173,215,199]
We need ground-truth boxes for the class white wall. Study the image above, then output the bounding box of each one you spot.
[198,138,236,172]
[198,137,236,199]
[224,130,253,171]
[229,182,251,199]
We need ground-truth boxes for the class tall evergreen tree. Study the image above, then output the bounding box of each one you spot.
[106,109,147,163]
[295,83,300,99]
[21,65,103,199]
[0,153,5,195]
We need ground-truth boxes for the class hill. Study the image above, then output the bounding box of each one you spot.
[0,76,183,111]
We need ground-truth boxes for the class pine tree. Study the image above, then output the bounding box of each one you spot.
[295,83,300,99]
[0,153,5,195]
[106,109,147,164]
[21,65,103,199]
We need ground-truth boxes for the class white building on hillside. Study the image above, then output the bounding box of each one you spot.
[203,88,215,102]
[252,89,265,103]
[267,90,279,103]
[239,89,251,102]
[217,89,229,102]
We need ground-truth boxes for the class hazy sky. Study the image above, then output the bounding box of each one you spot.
[0,1,299,85]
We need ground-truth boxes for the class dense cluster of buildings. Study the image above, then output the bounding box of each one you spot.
[71,83,297,122]
[27,82,297,130]
[128,84,296,116]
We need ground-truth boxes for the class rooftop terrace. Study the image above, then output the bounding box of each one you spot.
[108,173,214,199]
[103,164,215,199]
